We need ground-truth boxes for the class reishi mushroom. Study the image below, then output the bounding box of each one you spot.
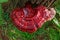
[10,3,56,33]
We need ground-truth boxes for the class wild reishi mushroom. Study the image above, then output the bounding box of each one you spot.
[10,3,56,33]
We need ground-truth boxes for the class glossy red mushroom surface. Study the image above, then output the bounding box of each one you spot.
[10,3,56,33]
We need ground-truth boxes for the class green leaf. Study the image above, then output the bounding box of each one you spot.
[0,0,8,3]
[53,18,60,28]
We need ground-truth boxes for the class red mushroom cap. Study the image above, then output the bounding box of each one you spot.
[10,3,56,33]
